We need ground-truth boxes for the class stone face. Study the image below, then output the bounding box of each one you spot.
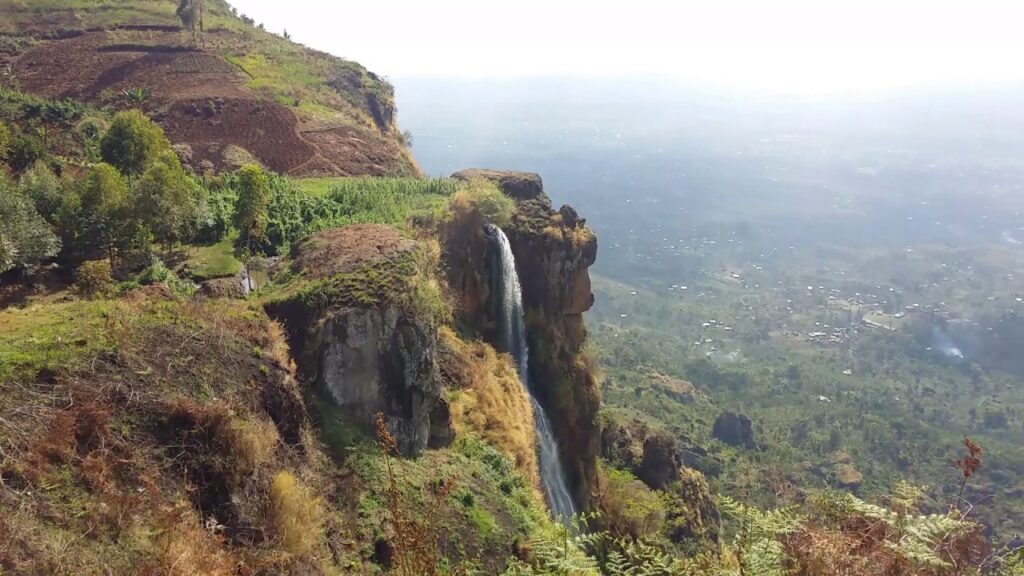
[600,418,646,472]
[712,411,755,449]
[451,169,544,201]
[267,225,448,457]
[306,302,443,457]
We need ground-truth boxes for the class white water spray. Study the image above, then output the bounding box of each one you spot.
[486,224,577,522]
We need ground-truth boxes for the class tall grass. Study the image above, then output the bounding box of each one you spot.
[264,176,456,253]
[323,177,456,222]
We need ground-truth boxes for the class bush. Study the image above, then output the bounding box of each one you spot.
[75,260,114,297]
[450,179,516,227]
[267,471,323,555]
[595,465,666,541]
[19,161,64,221]
[138,256,196,296]
[8,133,42,172]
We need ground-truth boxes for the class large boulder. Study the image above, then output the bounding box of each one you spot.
[639,432,681,490]
[195,277,246,299]
[266,224,449,456]
[831,451,864,492]
[712,411,755,449]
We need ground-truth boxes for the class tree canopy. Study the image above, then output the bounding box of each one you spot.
[233,164,271,252]
[0,179,61,274]
[99,110,171,177]
[135,150,199,249]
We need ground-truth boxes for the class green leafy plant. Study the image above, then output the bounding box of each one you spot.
[0,181,61,274]
[716,495,803,576]
[120,86,152,105]
[74,260,114,298]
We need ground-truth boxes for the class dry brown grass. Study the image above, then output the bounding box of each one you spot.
[0,289,333,572]
[440,327,539,489]
[449,179,515,227]
[225,417,279,484]
[154,502,238,576]
[267,471,324,556]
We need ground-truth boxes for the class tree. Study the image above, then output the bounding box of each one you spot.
[99,110,171,177]
[233,164,271,253]
[134,150,198,252]
[19,160,64,222]
[0,178,61,275]
[79,163,130,265]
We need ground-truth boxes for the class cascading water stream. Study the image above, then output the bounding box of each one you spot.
[485,224,577,522]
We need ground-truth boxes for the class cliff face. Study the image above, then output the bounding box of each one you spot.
[266,224,451,456]
[444,169,601,509]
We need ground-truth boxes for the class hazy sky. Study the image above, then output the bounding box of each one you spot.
[230,0,1024,95]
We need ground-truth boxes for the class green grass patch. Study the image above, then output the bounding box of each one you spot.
[341,433,552,570]
[0,300,115,382]
[0,0,240,35]
[184,232,242,281]
[308,387,371,462]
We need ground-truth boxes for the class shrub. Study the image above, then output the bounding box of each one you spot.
[450,179,516,227]
[7,132,42,172]
[137,256,196,296]
[267,471,323,555]
[75,260,114,297]
[594,465,666,541]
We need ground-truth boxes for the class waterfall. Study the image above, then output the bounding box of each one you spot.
[485,224,577,522]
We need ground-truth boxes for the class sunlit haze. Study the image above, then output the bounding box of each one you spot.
[231,0,1024,95]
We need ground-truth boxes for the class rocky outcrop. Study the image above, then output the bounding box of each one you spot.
[195,277,246,299]
[712,411,755,449]
[452,169,544,201]
[266,224,449,456]
[640,433,681,490]
[443,169,600,509]
[664,467,720,547]
[598,413,720,548]
[831,450,864,492]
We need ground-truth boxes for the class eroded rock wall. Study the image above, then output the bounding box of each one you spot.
[266,224,450,457]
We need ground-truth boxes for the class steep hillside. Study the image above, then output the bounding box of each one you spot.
[0,0,417,177]
[2,3,1017,575]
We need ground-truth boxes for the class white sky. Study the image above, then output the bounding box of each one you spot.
[230,0,1024,95]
